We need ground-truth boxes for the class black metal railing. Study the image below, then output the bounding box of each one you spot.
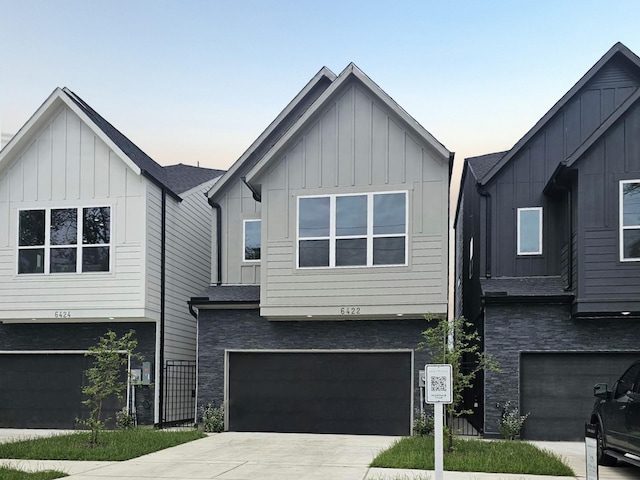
[162,360,196,427]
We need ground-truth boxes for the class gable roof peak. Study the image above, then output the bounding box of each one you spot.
[477,42,640,186]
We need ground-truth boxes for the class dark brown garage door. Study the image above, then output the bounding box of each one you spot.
[228,351,412,435]
[0,353,123,428]
[520,352,640,440]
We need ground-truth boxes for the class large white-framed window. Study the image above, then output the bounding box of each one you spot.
[517,207,542,255]
[17,206,111,274]
[620,180,640,261]
[297,191,407,268]
[243,219,261,262]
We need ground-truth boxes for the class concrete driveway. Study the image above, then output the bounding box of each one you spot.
[1,430,639,480]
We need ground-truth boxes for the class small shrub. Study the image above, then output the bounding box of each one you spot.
[499,401,529,440]
[115,408,136,429]
[201,402,224,433]
[413,410,434,436]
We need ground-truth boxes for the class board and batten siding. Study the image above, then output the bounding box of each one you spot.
[256,81,448,318]
[163,183,215,361]
[0,105,150,321]
[214,180,261,285]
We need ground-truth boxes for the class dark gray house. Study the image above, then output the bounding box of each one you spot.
[455,42,640,440]
[191,64,453,436]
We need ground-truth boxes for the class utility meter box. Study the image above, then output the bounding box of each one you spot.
[142,361,152,385]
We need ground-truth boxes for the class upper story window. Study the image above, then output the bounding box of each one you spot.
[469,236,474,279]
[297,191,407,268]
[243,219,261,262]
[620,180,640,261]
[18,206,111,274]
[517,207,542,255]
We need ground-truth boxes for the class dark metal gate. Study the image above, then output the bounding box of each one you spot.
[163,360,196,426]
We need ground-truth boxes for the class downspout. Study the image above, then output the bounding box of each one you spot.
[158,189,167,428]
[477,187,492,278]
[207,197,222,286]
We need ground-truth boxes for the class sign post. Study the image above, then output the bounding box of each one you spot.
[585,423,599,480]
[425,364,453,480]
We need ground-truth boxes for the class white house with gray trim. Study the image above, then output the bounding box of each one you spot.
[0,87,223,428]
[191,64,452,435]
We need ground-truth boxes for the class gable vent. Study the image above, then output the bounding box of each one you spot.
[587,57,640,89]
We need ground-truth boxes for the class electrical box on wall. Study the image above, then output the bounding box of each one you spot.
[130,368,142,384]
[142,361,152,385]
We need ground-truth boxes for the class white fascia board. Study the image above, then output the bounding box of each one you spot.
[245,63,451,185]
[207,66,337,200]
[0,88,64,176]
[178,175,223,200]
[0,88,142,179]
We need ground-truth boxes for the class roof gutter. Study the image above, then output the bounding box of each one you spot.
[241,176,262,202]
[207,197,223,286]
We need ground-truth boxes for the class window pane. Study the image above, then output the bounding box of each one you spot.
[336,195,367,236]
[299,197,330,237]
[82,246,110,272]
[299,240,329,267]
[373,237,405,265]
[50,209,77,245]
[244,221,261,261]
[623,230,640,259]
[519,209,541,253]
[374,193,406,234]
[623,183,640,227]
[51,247,77,273]
[19,210,45,246]
[18,249,44,274]
[83,207,110,244]
[336,238,366,266]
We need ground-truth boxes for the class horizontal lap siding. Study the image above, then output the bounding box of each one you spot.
[258,79,448,316]
[163,185,213,361]
[584,229,640,295]
[0,106,148,321]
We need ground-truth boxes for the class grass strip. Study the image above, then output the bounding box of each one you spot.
[0,466,67,480]
[370,436,574,476]
[0,429,206,462]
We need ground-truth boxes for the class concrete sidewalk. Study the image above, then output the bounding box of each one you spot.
[0,430,638,480]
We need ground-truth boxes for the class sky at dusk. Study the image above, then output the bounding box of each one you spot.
[2,0,640,186]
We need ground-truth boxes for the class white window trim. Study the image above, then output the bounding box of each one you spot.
[469,236,474,279]
[517,207,543,256]
[296,191,408,269]
[620,179,640,262]
[16,206,112,275]
[243,219,261,263]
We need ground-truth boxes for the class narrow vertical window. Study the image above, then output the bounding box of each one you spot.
[469,236,474,279]
[243,219,261,261]
[517,207,542,255]
[621,180,640,261]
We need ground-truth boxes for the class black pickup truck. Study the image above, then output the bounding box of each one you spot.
[591,360,640,467]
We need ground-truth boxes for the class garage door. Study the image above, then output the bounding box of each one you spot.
[0,353,123,428]
[228,351,412,435]
[520,352,640,440]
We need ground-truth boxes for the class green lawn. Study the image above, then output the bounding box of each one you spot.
[370,436,575,476]
[0,429,206,462]
[0,466,67,480]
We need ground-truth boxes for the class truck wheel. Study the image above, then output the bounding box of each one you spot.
[597,422,617,466]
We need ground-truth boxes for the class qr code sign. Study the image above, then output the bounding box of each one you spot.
[430,375,448,392]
